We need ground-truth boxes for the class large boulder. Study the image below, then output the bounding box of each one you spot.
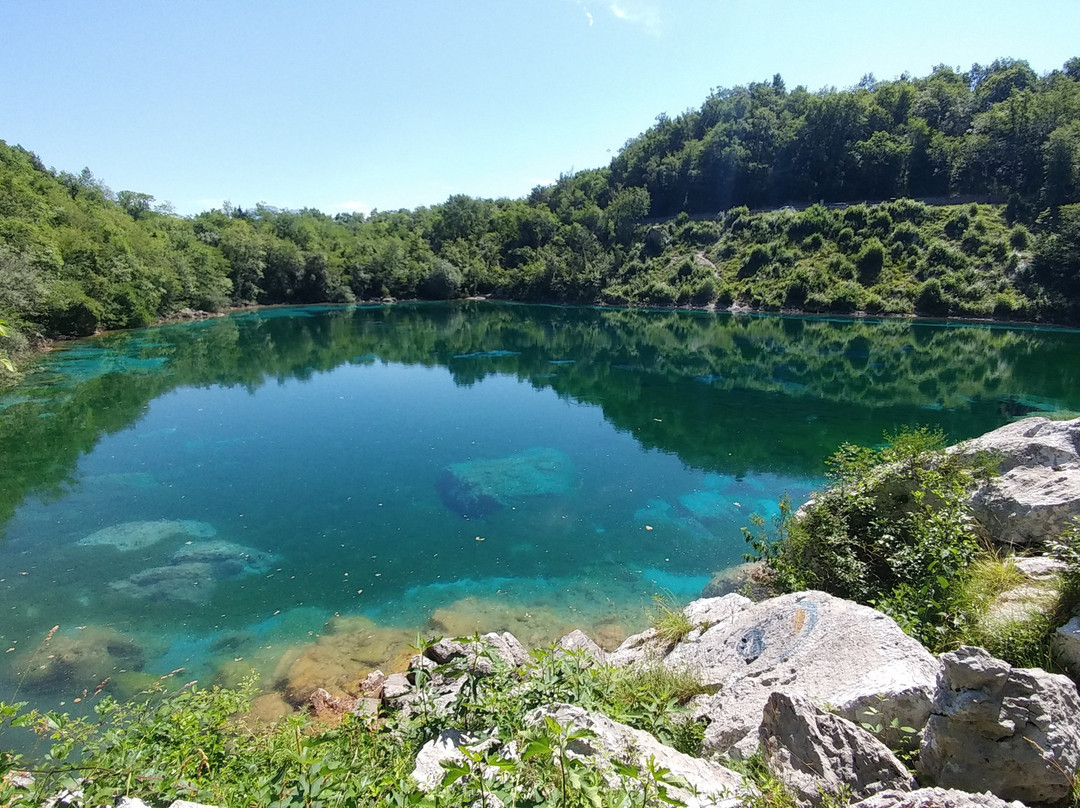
[610,592,938,757]
[759,691,916,808]
[525,703,744,808]
[436,447,576,517]
[919,646,1080,806]
[849,789,1028,808]
[956,417,1080,546]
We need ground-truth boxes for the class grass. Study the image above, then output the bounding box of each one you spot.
[0,638,721,807]
[649,594,696,646]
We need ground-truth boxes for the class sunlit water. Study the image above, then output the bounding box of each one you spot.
[1,302,1079,722]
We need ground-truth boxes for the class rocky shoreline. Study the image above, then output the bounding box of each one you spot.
[6,417,1080,807]
[274,417,1080,807]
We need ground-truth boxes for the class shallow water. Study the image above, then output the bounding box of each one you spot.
[1,302,1078,718]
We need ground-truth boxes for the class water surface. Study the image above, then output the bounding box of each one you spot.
[1,302,1078,715]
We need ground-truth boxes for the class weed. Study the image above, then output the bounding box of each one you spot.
[650,594,695,646]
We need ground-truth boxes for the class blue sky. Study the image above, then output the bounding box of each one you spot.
[3,1,1079,217]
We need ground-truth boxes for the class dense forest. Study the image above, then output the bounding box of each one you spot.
[3,58,1080,362]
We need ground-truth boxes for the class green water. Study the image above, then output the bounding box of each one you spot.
[0,302,1078,714]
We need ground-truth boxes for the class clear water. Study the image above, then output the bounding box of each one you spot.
[1,302,1079,719]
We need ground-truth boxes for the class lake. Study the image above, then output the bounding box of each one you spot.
[1,302,1078,717]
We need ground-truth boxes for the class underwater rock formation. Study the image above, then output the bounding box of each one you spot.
[110,561,218,603]
[77,519,216,551]
[436,447,576,517]
[171,540,275,577]
[17,626,145,691]
[110,540,276,602]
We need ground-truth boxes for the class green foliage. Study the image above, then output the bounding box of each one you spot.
[0,640,720,808]
[746,427,989,648]
[5,52,1080,342]
[1050,517,1080,617]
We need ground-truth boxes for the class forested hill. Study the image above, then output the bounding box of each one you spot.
[2,58,1080,360]
[611,58,1080,214]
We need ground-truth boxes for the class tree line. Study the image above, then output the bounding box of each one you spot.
[1,57,1080,360]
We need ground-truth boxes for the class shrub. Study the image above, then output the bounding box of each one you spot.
[944,212,970,239]
[1009,225,1031,251]
[828,281,865,313]
[837,227,858,253]
[842,205,868,231]
[916,278,951,315]
[867,209,893,234]
[856,238,886,283]
[745,428,989,648]
[691,277,718,305]
[890,221,921,246]
[740,244,772,277]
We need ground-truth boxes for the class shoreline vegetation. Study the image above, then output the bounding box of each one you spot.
[3,57,1080,372]
[3,56,1080,804]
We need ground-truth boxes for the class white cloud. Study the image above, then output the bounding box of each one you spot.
[567,0,595,27]
[608,1,662,34]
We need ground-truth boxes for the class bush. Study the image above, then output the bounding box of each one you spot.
[916,278,951,315]
[691,277,718,305]
[856,238,886,283]
[944,212,970,239]
[1009,225,1031,251]
[745,428,988,648]
[739,244,772,277]
[836,227,858,253]
[421,259,465,299]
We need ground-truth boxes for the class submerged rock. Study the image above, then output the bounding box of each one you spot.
[18,626,145,691]
[171,540,275,576]
[273,615,416,706]
[110,561,218,603]
[437,447,576,517]
[110,541,276,602]
[77,519,216,551]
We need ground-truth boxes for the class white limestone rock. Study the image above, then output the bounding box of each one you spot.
[919,646,1080,806]
[957,417,1080,546]
[759,691,916,808]
[555,629,607,664]
[613,592,938,757]
[525,703,744,808]
[1055,615,1080,675]
[849,788,1028,808]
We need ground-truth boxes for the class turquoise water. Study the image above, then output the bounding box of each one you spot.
[1,302,1078,716]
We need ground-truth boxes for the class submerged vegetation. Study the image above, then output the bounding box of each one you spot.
[2,57,1080,365]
